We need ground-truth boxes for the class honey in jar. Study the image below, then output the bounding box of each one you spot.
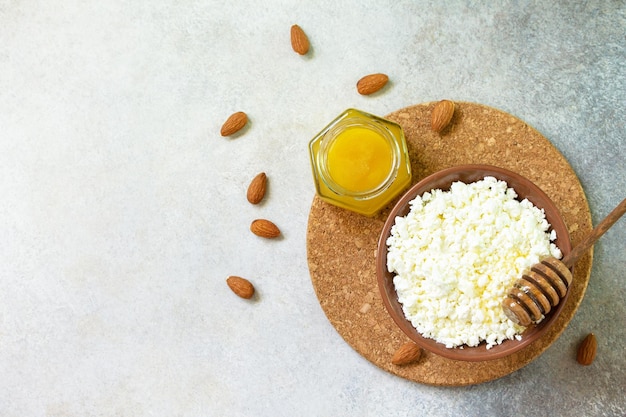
[309,109,412,216]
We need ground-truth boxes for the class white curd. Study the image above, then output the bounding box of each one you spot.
[386,177,562,349]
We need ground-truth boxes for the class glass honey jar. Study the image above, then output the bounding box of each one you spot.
[309,109,412,216]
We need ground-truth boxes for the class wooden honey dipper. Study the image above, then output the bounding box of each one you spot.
[502,197,626,326]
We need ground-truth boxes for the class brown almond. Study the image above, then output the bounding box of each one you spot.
[391,342,422,366]
[247,172,267,204]
[431,100,455,132]
[290,24,310,55]
[220,111,248,136]
[356,73,389,95]
[250,219,281,238]
[226,276,255,299]
[576,333,597,365]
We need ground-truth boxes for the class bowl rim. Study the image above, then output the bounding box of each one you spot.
[376,164,572,361]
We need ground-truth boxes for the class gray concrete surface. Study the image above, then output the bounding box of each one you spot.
[1,1,624,416]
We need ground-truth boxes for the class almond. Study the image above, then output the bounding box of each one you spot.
[290,24,310,55]
[250,219,281,238]
[220,111,248,136]
[391,342,422,366]
[431,100,455,133]
[576,333,597,365]
[356,73,389,95]
[247,172,267,204]
[226,276,255,299]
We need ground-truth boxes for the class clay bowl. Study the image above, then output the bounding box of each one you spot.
[376,164,571,361]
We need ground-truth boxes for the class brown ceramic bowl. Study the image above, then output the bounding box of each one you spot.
[376,164,571,361]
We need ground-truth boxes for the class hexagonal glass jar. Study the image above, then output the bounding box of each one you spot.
[309,109,412,216]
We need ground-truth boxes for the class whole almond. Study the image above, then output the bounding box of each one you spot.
[250,219,281,238]
[576,333,597,365]
[356,73,389,95]
[220,111,248,136]
[290,24,310,55]
[431,100,455,132]
[226,276,255,299]
[391,342,422,366]
[247,172,267,204]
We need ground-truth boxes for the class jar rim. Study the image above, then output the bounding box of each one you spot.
[317,116,400,199]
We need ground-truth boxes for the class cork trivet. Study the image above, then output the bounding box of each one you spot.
[306,102,592,386]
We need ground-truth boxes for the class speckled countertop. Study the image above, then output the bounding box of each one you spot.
[1,1,624,416]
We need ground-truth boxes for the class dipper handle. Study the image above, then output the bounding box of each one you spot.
[562,198,626,268]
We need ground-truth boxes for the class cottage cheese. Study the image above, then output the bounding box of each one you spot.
[386,177,562,349]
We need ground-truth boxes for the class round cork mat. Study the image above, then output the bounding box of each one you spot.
[306,102,593,386]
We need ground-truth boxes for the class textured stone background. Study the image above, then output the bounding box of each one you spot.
[0,1,624,416]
